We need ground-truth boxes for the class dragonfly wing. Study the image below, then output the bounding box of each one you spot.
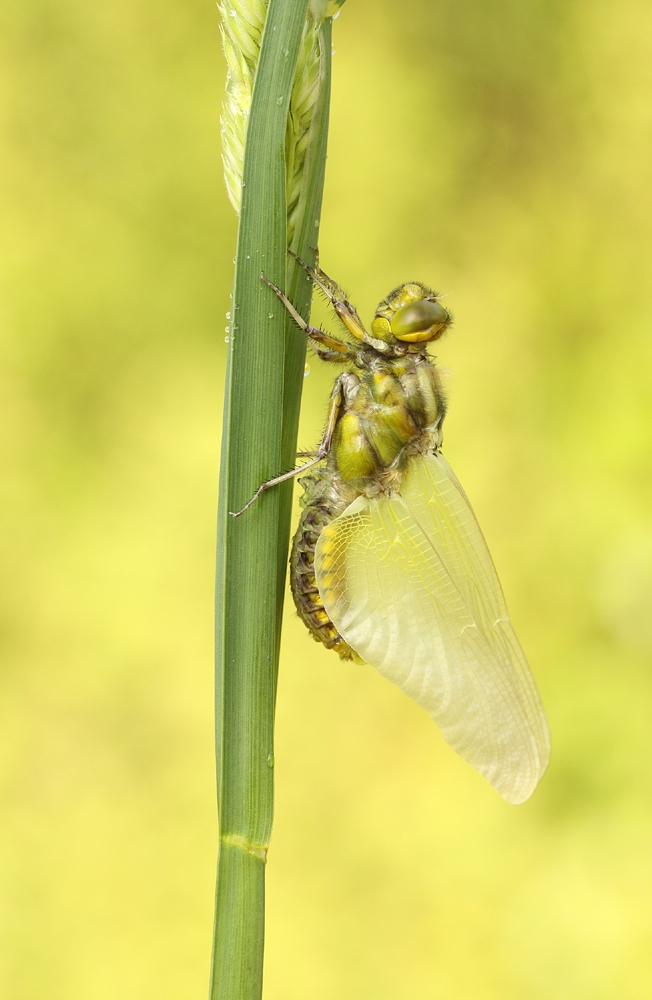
[314,453,550,804]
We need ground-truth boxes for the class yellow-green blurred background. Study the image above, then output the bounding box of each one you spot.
[2,0,652,996]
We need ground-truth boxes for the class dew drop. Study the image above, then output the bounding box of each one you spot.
[276,96,283,105]
[331,48,336,55]
[225,311,231,319]
[266,753,275,769]
[224,336,230,343]
[304,362,311,377]
[246,254,251,259]
[268,312,274,319]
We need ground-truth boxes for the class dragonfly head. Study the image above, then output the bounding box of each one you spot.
[371,283,451,348]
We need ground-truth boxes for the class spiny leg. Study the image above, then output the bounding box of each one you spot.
[260,273,352,358]
[293,247,348,302]
[288,249,367,342]
[230,377,344,517]
[291,248,352,310]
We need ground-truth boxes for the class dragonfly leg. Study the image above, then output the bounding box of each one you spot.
[230,377,344,517]
[291,247,348,301]
[288,249,368,342]
[309,344,352,363]
[260,274,352,357]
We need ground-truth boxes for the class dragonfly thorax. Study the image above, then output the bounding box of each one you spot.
[332,352,446,490]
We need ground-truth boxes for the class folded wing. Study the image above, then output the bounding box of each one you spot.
[314,452,550,803]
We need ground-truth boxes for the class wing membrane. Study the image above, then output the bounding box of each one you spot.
[315,453,550,803]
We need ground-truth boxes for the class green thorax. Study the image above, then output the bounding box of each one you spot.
[332,351,446,489]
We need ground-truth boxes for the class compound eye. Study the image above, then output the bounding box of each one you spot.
[391,300,449,342]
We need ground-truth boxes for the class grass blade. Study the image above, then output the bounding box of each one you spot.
[211,3,335,998]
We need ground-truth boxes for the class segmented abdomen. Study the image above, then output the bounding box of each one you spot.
[290,471,357,660]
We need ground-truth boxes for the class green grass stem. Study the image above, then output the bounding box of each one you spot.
[211,4,333,998]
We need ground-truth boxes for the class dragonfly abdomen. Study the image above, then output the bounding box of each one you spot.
[290,471,359,660]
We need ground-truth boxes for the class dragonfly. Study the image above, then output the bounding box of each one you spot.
[233,251,550,804]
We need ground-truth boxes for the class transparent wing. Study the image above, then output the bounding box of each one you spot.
[315,453,550,804]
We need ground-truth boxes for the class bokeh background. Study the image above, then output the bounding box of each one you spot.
[2,0,652,996]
